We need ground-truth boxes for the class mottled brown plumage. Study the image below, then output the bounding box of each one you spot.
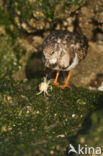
[42,30,88,88]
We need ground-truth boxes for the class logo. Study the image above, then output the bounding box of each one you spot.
[68,144,102,155]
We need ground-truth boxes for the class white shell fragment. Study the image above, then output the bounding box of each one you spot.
[37,77,52,96]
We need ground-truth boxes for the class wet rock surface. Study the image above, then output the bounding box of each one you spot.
[71,41,103,87]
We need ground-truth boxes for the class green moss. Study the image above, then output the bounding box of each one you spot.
[0,35,26,80]
[75,109,103,156]
[0,79,102,155]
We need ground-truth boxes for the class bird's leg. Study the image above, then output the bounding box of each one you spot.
[60,71,72,89]
[52,71,60,86]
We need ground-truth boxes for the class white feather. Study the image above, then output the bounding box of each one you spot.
[66,53,78,71]
[49,58,57,64]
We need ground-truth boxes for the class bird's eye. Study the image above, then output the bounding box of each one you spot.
[51,51,55,54]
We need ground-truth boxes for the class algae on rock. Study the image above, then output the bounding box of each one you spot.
[0,79,102,155]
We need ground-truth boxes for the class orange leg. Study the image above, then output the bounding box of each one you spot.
[60,71,72,89]
[52,71,60,86]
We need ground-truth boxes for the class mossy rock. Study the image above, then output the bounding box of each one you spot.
[0,79,102,156]
[75,109,103,156]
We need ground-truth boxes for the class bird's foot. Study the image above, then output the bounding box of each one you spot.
[51,82,60,86]
[59,84,71,89]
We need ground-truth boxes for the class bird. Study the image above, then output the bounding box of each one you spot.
[42,30,88,88]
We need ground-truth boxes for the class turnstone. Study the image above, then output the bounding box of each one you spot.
[42,30,88,88]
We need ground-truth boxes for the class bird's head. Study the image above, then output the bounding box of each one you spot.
[43,43,60,67]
